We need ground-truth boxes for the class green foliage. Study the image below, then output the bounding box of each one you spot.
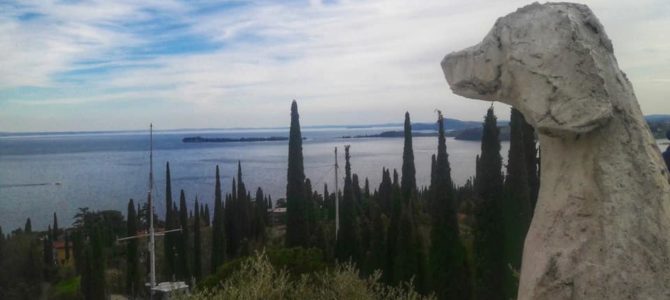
[194,198,203,281]
[401,112,417,200]
[286,100,309,248]
[0,231,43,299]
[185,253,433,300]
[177,189,191,280]
[200,247,328,290]
[335,145,361,264]
[81,226,106,299]
[126,199,141,297]
[165,161,177,280]
[211,165,226,273]
[50,276,81,300]
[473,106,506,300]
[429,111,472,300]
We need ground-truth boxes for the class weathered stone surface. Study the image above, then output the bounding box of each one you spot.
[441,2,670,299]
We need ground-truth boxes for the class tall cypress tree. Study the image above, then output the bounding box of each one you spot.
[429,111,472,299]
[474,106,506,300]
[164,162,176,279]
[385,169,402,283]
[521,114,539,211]
[177,190,190,280]
[211,166,226,272]
[204,204,210,227]
[401,112,417,201]
[286,100,308,248]
[126,199,140,297]
[502,108,533,298]
[193,198,202,281]
[335,145,360,263]
[53,213,59,238]
[237,162,251,242]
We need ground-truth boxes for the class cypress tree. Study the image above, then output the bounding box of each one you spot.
[53,213,59,238]
[164,162,176,279]
[204,204,210,227]
[502,108,533,298]
[255,187,267,241]
[335,145,360,263]
[24,218,32,234]
[211,166,226,272]
[401,112,417,201]
[429,111,472,299]
[0,226,3,255]
[521,113,539,211]
[193,198,202,281]
[385,169,402,283]
[286,100,308,248]
[177,190,190,280]
[82,226,106,299]
[474,106,506,300]
[237,162,251,242]
[126,199,140,297]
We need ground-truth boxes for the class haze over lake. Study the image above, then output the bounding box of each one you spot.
[0,126,503,231]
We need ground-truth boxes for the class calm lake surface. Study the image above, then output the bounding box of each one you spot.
[0,127,509,231]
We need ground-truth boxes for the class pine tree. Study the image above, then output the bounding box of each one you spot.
[474,106,506,300]
[429,111,472,299]
[286,100,309,248]
[193,198,202,281]
[24,218,32,234]
[126,199,140,297]
[211,166,226,272]
[401,112,417,201]
[335,145,360,263]
[177,190,190,280]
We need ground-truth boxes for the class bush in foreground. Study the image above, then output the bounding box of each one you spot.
[182,252,433,300]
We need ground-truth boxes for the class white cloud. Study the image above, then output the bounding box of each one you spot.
[0,0,669,131]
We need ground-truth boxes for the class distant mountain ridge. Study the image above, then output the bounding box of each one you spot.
[2,115,668,136]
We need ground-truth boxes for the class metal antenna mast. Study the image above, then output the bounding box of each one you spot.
[334,147,339,238]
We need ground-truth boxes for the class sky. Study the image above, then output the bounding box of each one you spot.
[0,0,668,132]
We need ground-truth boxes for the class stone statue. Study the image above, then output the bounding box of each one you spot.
[441,2,670,299]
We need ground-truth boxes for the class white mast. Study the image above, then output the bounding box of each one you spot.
[334,147,339,238]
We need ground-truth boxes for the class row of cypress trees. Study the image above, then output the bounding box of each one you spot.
[284,101,539,299]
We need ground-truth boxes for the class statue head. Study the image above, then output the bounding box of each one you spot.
[441,2,615,138]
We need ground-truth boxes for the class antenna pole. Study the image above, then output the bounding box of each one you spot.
[334,147,339,238]
[148,124,156,291]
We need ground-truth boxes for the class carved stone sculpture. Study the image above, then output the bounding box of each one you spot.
[441,2,670,299]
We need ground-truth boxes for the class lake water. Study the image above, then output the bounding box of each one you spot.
[0,127,509,231]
